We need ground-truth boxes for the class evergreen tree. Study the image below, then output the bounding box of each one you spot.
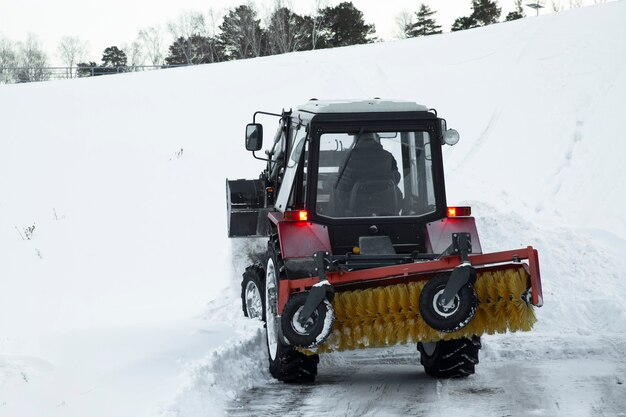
[451,16,479,31]
[318,2,376,48]
[165,35,224,65]
[101,46,127,67]
[219,5,266,60]
[266,7,311,54]
[405,4,442,37]
[505,0,526,21]
[471,0,502,25]
[451,0,501,31]
[76,61,98,77]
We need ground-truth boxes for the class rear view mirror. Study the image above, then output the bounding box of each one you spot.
[246,123,263,151]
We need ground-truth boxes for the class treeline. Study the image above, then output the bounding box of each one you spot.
[1,0,588,83]
[154,2,377,65]
[0,35,49,83]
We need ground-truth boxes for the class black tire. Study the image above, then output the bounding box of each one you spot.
[268,341,320,383]
[419,273,477,332]
[281,291,334,348]
[241,263,265,321]
[265,236,319,383]
[418,336,481,378]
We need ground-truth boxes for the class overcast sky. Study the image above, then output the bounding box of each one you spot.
[0,0,598,65]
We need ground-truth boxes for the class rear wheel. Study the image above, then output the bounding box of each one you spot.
[265,240,319,383]
[418,336,481,378]
[241,264,265,320]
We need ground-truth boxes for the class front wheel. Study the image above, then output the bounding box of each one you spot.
[419,273,477,332]
[418,336,481,378]
[265,245,319,383]
[281,291,334,348]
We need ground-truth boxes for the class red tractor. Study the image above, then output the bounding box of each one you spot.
[227,99,542,382]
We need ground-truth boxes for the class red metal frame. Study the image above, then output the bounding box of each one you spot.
[268,211,333,259]
[278,246,543,314]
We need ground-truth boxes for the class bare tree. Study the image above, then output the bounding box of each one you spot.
[569,0,583,7]
[310,0,328,50]
[168,11,207,40]
[138,26,165,66]
[206,7,224,37]
[124,40,145,68]
[0,37,18,83]
[17,34,49,83]
[166,10,211,64]
[550,0,564,12]
[394,10,414,39]
[57,36,87,78]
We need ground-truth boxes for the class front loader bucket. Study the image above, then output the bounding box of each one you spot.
[226,179,270,237]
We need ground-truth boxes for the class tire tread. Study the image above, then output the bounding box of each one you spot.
[418,336,481,378]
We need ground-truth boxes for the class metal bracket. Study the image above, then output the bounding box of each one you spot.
[439,264,477,308]
[296,252,336,325]
[313,251,337,281]
[438,232,473,262]
[297,283,329,326]
[439,233,476,308]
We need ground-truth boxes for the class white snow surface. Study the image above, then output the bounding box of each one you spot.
[1,3,626,416]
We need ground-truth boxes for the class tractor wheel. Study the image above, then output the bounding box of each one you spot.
[281,291,334,348]
[419,273,477,332]
[418,336,481,378]
[265,238,319,383]
[241,263,265,321]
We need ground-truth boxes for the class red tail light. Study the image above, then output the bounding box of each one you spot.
[284,210,308,222]
[447,206,471,217]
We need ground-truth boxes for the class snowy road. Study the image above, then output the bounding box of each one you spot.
[226,335,626,417]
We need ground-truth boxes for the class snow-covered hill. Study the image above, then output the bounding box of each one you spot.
[1,2,625,416]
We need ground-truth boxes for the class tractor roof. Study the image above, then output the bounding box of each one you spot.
[297,99,429,115]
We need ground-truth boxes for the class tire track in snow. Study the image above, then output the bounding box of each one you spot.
[224,335,626,417]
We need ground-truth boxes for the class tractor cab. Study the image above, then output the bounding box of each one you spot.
[229,99,458,255]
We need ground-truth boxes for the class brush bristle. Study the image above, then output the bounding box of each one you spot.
[311,266,536,353]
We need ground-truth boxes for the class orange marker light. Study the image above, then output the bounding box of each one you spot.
[447,206,471,217]
[284,210,309,222]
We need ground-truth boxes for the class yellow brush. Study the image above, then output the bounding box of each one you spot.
[310,266,536,353]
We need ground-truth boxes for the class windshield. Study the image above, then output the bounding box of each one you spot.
[316,130,436,218]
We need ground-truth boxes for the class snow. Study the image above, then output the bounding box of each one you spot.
[297,99,429,114]
[1,2,626,416]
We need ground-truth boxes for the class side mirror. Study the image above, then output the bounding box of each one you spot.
[443,129,460,146]
[440,119,448,133]
[245,123,263,151]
